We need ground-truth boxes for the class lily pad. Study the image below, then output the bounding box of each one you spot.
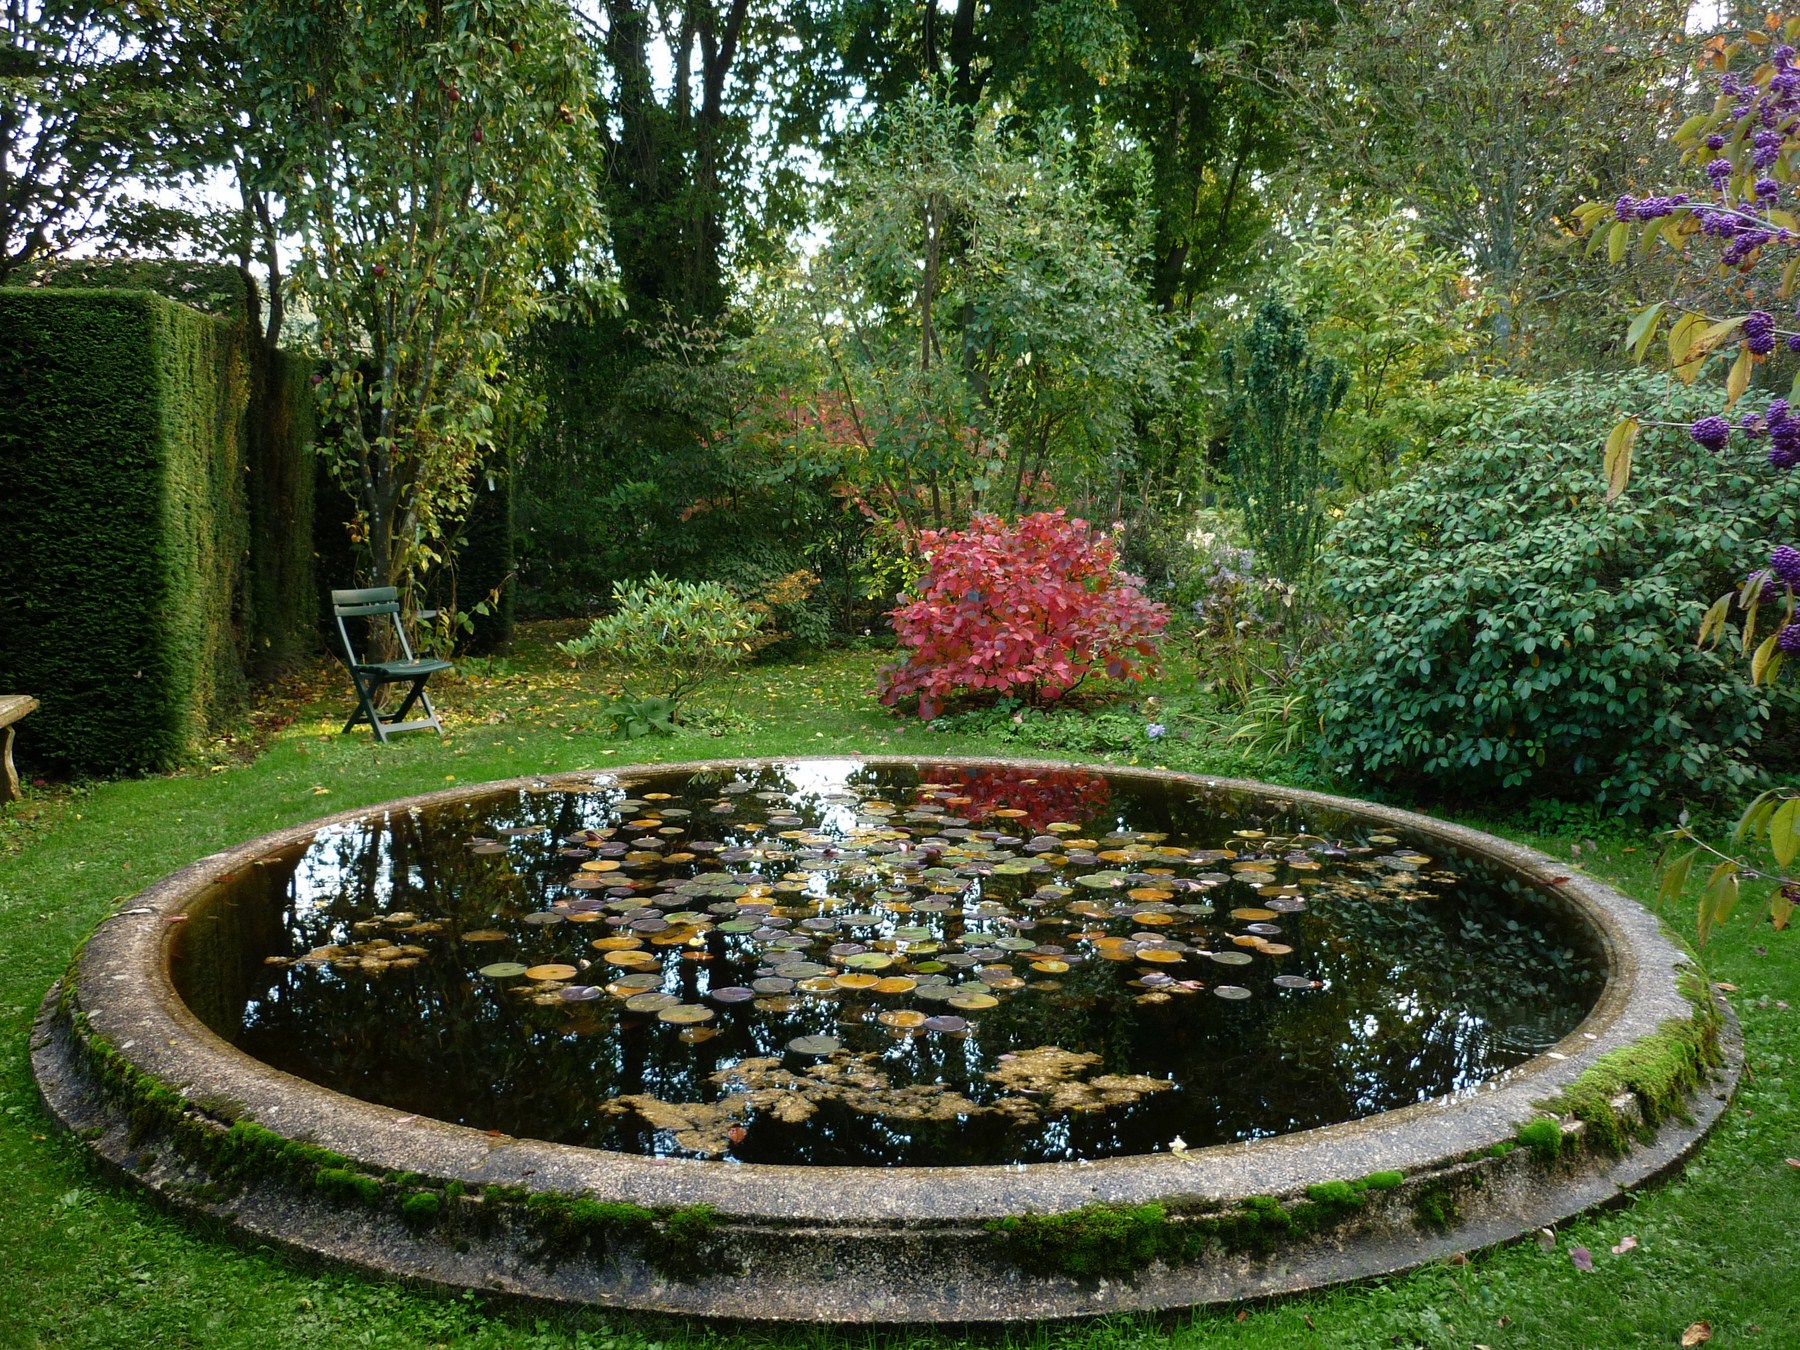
[626,991,679,1012]
[659,1004,715,1024]
[1213,985,1252,1000]
[947,991,999,1010]
[477,962,528,978]
[787,1035,841,1055]
[1075,871,1130,889]
[604,950,659,969]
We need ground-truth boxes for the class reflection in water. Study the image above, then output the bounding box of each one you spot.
[170,761,1604,1167]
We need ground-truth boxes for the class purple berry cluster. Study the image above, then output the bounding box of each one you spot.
[1613,193,1690,222]
[1772,401,1800,469]
[1771,544,1800,587]
[1702,399,1800,466]
[1690,415,1732,450]
[1747,311,1778,355]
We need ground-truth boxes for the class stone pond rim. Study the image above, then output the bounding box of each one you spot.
[31,757,1741,1323]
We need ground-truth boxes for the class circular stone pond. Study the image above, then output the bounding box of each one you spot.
[33,758,1739,1321]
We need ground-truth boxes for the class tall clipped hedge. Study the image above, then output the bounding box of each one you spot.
[246,347,319,675]
[446,466,515,653]
[1311,372,1790,812]
[0,290,253,772]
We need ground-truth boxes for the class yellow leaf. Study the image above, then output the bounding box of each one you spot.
[1726,343,1754,409]
[1608,221,1629,263]
[1667,311,1704,366]
[1771,796,1800,868]
[1603,417,1637,502]
[1752,630,1783,685]
[1657,849,1697,910]
[1697,593,1732,649]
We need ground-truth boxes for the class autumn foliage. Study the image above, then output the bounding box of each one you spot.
[878,511,1167,718]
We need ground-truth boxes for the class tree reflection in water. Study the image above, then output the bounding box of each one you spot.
[170,762,1603,1166]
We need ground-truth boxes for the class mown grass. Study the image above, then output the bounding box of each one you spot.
[0,633,1795,1349]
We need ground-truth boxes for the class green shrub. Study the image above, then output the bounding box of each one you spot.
[0,289,250,772]
[1221,296,1349,582]
[1311,371,1790,812]
[558,574,763,713]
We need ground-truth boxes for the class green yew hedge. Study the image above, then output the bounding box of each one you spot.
[0,287,316,773]
[247,346,319,675]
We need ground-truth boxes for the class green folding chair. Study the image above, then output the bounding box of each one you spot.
[330,587,453,741]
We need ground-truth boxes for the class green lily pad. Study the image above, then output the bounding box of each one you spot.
[477,962,528,978]
[626,992,679,1012]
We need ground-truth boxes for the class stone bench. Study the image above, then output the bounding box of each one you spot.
[0,696,39,802]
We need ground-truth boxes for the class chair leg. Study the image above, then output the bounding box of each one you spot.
[387,678,445,735]
[343,673,389,739]
[390,678,427,724]
[1,724,19,804]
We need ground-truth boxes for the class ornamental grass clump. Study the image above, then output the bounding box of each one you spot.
[878,510,1167,720]
[558,575,763,718]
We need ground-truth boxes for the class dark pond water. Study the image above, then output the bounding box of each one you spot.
[170,760,1605,1167]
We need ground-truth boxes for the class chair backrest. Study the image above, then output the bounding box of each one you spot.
[330,587,416,664]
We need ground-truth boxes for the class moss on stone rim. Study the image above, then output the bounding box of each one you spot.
[987,1171,1419,1279]
[62,1003,725,1282]
[1537,971,1723,1156]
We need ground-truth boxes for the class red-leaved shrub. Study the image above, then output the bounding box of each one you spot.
[878,511,1167,719]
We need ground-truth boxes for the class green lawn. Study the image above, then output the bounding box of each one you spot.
[1,637,1793,1349]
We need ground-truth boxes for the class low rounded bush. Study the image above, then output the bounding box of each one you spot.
[558,574,764,712]
[878,511,1167,719]
[1311,372,1794,812]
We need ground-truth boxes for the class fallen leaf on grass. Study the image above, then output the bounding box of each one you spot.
[1535,1227,1557,1251]
[1714,982,1738,992]
[1570,1246,1594,1272]
[1681,1322,1711,1346]
[1786,1158,1800,1169]
[1611,1235,1638,1254]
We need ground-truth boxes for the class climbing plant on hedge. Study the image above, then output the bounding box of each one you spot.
[1312,372,1787,813]
[879,511,1168,720]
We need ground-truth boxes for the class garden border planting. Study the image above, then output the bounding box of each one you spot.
[31,758,1740,1322]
